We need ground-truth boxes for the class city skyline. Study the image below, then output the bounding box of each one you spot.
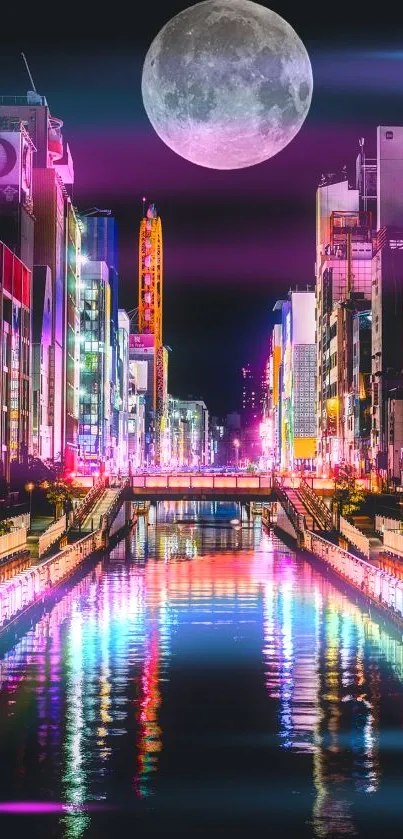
[2,4,403,413]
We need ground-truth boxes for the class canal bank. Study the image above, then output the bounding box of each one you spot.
[2,500,403,839]
[268,513,403,632]
[0,494,137,637]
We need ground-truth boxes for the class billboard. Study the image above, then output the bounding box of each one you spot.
[129,360,148,392]
[291,292,315,345]
[0,131,33,208]
[0,133,20,203]
[129,333,155,350]
[326,397,338,435]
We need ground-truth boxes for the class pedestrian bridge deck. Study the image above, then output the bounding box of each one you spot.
[129,473,275,501]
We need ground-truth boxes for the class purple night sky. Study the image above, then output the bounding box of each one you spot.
[1,3,403,413]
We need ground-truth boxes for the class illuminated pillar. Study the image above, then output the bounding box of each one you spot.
[138,203,163,464]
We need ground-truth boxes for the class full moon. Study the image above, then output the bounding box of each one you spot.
[141,0,313,170]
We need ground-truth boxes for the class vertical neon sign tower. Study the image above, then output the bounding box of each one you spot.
[138,201,163,464]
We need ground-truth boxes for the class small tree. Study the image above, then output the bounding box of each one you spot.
[0,519,13,536]
[45,480,73,520]
[334,473,366,519]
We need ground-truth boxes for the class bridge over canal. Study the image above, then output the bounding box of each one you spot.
[129,472,275,502]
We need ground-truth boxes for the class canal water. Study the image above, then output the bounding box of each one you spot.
[1,500,403,838]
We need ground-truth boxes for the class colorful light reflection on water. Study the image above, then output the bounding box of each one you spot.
[0,500,403,838]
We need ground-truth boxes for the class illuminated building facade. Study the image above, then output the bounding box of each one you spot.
[284,291,316,471]
[351,310,372,474]
[241,364,259,424]
[0,116,35,485]
[129,334,153,468]
[63,203,81,474]
[117,310,129,473]
[138,202,164,465]
[241,364,262,463]
[168,398,209,467]
[78,261,110,473]
[81,213,120,471]
[268,292,316,472]
[262,322,283,470]
[0,92,80,472]
[32,266,52,460]
[315,171,373,474]
[0,242,31,485]
[371,226,403,485]
[315,127,403,480]
[0,116,35,271]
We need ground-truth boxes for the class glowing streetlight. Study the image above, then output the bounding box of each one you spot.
[25,481,34,522]
[233,438,240,470]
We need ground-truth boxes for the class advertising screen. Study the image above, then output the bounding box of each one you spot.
[129,333,155,350]
[0,132,21,204]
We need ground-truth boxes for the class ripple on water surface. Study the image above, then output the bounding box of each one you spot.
[0,501,403,838]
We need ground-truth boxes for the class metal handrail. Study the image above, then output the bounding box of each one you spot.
[72,478,105,528]
[104,482,130,527]
[299,478,333,529]
[273,478,305,534]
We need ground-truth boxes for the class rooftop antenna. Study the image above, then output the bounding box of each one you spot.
[21,52,37,92]
[142,196,147,217]
[127,307,139,331]
[82,207,111,216]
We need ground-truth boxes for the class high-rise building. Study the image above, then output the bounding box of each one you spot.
[117,310,130,473]
[264,320,283,469]
[0,115,35,271]
[0,92,80,472]
[81,212,120,470]
[241,364,259,425]
[168,398,209,467]
[276,291,316,472]
[78,261,110,474]
[0,242,31,485]
[32,266,52,460]
[315,126,403,481]
[63,203,81,474]
[371,226,403,484]
[241,363,262,463]
[315,171,373,474]
[128,334,154,468]
[376,127,403,230]
[351,310,372,474]
[0,115,35,482]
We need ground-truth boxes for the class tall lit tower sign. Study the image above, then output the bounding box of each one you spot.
[138,201,163,462]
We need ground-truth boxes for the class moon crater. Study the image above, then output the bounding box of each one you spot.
[142,0,313,169]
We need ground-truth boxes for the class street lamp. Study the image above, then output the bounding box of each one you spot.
[25,482,34,524]
[233,438,240,470]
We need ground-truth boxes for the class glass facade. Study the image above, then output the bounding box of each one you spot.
[78,261,109,472]
[64,204,81,473]
[168,398,209,467]
[117,310,129,472]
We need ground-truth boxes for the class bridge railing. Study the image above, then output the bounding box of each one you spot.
[299,478,333,530]
[273,477,306,534]
[100,482,130,532]
[72,477,105,529]
[130,474,273,490]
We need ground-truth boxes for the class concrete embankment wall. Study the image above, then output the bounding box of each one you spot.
[0,528,105,632]
[276,504,298,539]
[108,501,136,539]
[303,529,403,627]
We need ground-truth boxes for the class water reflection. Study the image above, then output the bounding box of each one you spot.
[0,502,402,838]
